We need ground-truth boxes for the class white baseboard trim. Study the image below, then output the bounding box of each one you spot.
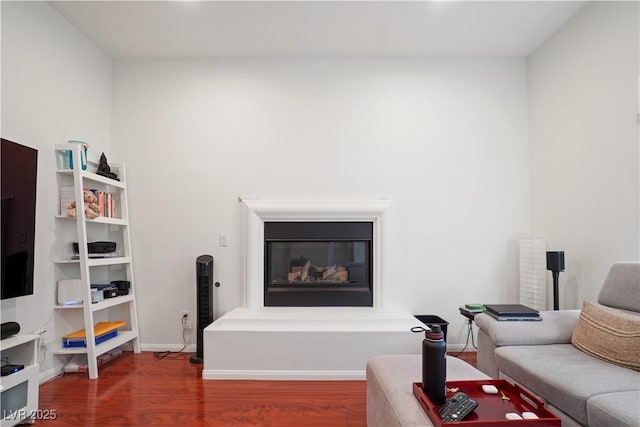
[140,343,196,353]
[202,369,365,380]
[39,367,62,384]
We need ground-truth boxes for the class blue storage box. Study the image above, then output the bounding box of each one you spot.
[62,329,118,348]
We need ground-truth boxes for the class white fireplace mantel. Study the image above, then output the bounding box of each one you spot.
[240,198,392,309]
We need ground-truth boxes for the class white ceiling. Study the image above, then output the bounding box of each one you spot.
[48,1,586,59]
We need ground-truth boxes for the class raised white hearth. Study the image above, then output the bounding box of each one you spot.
[202,307,421,380]
[203,198,421,380]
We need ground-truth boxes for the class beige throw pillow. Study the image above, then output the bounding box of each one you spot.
[571,301,640,371]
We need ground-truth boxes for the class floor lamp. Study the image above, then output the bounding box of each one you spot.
[546,251,565,310]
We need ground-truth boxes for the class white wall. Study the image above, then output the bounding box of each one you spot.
[528,1,639,308]
[1,2,112,375]
[111,58,530,348]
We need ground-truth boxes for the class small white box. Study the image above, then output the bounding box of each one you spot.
[57,279,83,305]
[482,385,498,394]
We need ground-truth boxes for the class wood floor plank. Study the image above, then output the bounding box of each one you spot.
[38,351,476,426]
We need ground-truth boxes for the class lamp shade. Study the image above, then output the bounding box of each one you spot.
[546,251,565,272]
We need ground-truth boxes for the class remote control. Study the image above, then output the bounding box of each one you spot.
[438,392,468,417]
[438,392,479,423]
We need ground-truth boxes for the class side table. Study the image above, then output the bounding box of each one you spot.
[457,307,481,352]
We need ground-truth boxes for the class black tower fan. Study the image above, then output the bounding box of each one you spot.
[190,255,214,364]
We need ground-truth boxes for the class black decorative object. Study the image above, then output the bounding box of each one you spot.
[546,251,565,310]
[1,321,20,339]
[96,152,119,181]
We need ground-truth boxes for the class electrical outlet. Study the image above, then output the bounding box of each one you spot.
[181,311,191,330]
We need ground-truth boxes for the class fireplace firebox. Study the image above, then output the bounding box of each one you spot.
[264,222,373,307]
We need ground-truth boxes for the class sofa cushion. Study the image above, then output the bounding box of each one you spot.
[587,391,640,427]
[571,301,640,371]
[495,344,640,426]
[474,310,579,346]
[598,262,640,312]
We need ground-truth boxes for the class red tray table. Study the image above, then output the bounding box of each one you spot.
[413,379,561,426]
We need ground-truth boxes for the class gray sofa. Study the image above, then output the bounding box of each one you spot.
[476,262,640,427]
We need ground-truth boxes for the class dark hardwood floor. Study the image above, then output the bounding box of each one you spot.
[38,351,477,426]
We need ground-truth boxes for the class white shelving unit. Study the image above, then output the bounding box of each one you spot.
[0,334,39,427]
[53,145,140,379]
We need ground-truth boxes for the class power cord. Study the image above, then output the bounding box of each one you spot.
[37,328,48,367]
[153,316,189,360]
[453,318,477,357]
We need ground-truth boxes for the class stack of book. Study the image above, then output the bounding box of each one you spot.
[459,304,486,320]
[59,187,117,218]
[483,304,541,321]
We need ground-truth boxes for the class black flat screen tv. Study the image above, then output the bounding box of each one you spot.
[1,138,38,299]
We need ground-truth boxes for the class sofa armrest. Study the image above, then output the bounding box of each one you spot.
[475,310,580,347]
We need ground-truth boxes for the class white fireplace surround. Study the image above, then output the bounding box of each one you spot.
[240,198,392,309]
